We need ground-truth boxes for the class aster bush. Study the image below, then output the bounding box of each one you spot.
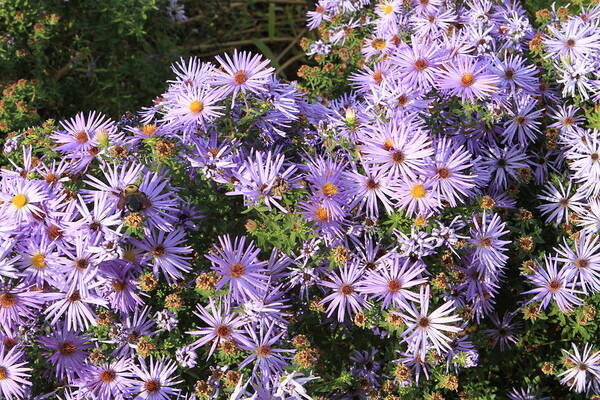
[2,0,600,399]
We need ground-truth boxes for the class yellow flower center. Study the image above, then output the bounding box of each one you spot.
[123,249,137,262]
[0,367,6,380]
[315,206,329,222]
[371,39,386,50]
[415,216,427,226]
[460,73,475,87]
[189,100,204,114]
[31,253,46,269]
[322,182,339,197]
[411,184,426,199]
[383,4,393,14]
[12,193,28,209]
[142,124,157,136]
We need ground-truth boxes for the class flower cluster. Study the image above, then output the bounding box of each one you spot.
[1,0,600,399]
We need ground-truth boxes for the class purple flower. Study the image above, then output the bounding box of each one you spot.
[39,325,92,380]
[555,232,600,293]
[537,181,586,225]
[345,164,398,218]
[482,312,521,351]
[17,234,63,287]
[507,387,549,400]
[358,257,426,310]
[0,346,31,400]
[396,178,439,217]
[51,111,116,155]
[503,96,542,145]
[523,255,583,313]
[98,260,143,313]
[186,297,247,359]
[228,150,298,213]
[111,306,157,358]
[162,85,224,135]
[427,138,476,207]
[0,283,46,334]
[437,56,499,101]
[361,120,433,180]
[132,229,192,284]
[491,53,538,94]
[396,285,461,356]
[558,343,600,393]
[155,309,178,332]
[320,263,368,323]
[392,37,443,90]
[0,178,47,224]
[175,345,198,368]
[480,145,529,190]
[544,18,600,63]
[206,235,268,302]
[468,212,510,271]
[45,279,108,331]
[212,50,275,103]
[76,358,135,400]
[130,357,182,399]
[238,322,292,384]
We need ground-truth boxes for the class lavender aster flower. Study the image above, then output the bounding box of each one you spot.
[437,56,499,101]
[132,228,192,284]
[175,345,198,368]
[76,358,135,400]
[238,322,292,383]
[206,235,268,302]
[396,285,461,356]
[558,343,600,394]
[212,50,275,103]
[187,297,247,359]
[357,257,426,310]
[523,255,583,313]
[0,346,31,400]
[130,357,182,400]
[320,262,368,323]
[39,325,92,380]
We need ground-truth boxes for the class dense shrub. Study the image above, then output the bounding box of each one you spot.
[0,0,182,136]
[1,1,600,400]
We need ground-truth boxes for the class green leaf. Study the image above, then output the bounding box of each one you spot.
[251,39,279,69]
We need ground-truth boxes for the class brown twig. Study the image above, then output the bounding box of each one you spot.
[276,28,307,63]
[276,52,305,75]
[185,37,295,51]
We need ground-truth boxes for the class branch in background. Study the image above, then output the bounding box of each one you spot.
[276,52,305,75]
[276,28,307,63]
[185,37,295,51]
[49,58,76,83]
[177,0,308,25]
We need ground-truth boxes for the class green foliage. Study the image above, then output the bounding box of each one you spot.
[0,0,181,135]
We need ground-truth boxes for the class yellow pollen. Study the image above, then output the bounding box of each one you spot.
[460,73,475,87]
[257,344,272,357]
[383,4,393,14]
[315,206,329,222]
[11,193,28,209]
[142,124,157,136]
[189,100,204,114]
[0,367,6,380]
[371,39,386,50]
[123,249,137,262]
[415,216,427,226]
[322,182,339,197]
[31,253,46,269]
[411,184,426,199]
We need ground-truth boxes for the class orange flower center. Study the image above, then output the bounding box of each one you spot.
[460,73,475,87]
[189,100,204,114]
[230,262,245,278]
